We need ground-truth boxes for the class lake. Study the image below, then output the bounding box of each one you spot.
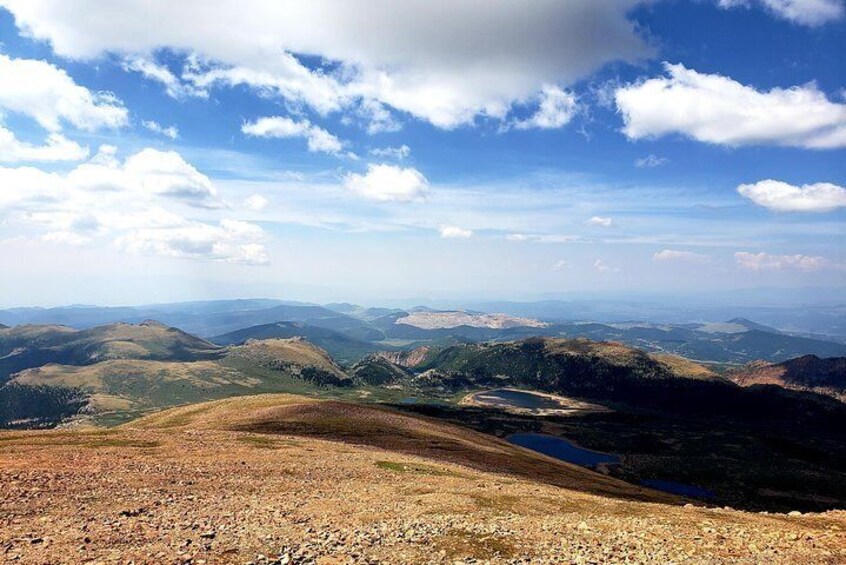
[507,432,621,467]
[508,432,717,501]
[640,479,716,499]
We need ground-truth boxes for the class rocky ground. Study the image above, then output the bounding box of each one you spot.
[1,396,844,564]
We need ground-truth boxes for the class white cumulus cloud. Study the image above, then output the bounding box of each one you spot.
[344,164,428,202]
[242,116,344,155]
[0,126,88,162]
[123,56,207,99]
[116,219,268,265]
[439,225,473,239]
[737,179,846,212]
[0,54,128,132]
[243,194,269,211]
[0,147,266,264]
[594,259,619,272]
[0,0,650,129]
[615,63,846,149]
[587,216,613,227]
[514,85,580,130]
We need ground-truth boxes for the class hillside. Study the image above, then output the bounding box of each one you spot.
[406,337,846,433]
[226,338,350,386]
[729,355,846,401]
[0,323,354,427]
[350,354,413,385]
[211,321,380,365]
[1,395,843,564]
[0,321,223,382]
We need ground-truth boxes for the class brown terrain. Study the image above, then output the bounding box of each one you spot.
[729,355,846,401]
[376,346,432,368]
[395,312,547,330]
[2,394,845,564]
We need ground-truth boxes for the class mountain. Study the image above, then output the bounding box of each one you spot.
[350,354,413,385]
[400,337,845,432]
[0,300,382,340]
[323,302,404,321]
[728,355,846,401]
[226,338,350,386]
[0,322,352,428]
[210,321,380,365]
[0,321,223,382]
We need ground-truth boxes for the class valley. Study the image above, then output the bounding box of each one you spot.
[1,304,844,517]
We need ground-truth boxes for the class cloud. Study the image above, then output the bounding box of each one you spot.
[717,0,844,26]
[652,249,710,263]
[615,63,846,148]
[737,179,846,212]
[439,225,473,239]
[594,258,619,272]
[505,233,584,243]
[552,259,569,271]
[634,154,668,168]
[513,85,579,130]
[358,99,402,134]
[0,147,266,264]
[0,146,218,211]
[586,216,613,227]
[0,126,88,162]
[119,149,217,205]
[116,219,267,265]
[369,145,411,160]
[142,120,179,139]
[734,251,834,272]
[0,54,128,132]
[242,116,344,154]
[243,194,269,211]
[344,164,428,202]
[123,56,207,99]
[0,0,650,129]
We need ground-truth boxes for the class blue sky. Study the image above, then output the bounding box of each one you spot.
[0,0,844,307]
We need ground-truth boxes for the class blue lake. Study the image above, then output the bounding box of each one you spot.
[508,432,717,501]
[640,479,716,499]
[507,433,621,467]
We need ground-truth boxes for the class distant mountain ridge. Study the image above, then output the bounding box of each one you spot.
[210,321,380,365]
[0,322,354,428]
[2,300,845,364]
[729,355,846,401]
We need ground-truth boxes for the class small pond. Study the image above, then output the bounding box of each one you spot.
[507,432,621,467]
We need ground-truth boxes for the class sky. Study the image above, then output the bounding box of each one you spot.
[0,0,844,307]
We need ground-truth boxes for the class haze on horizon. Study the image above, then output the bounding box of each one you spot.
[0,1,844,308]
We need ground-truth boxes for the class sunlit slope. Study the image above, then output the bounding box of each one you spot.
[0,324,351,427]
[129,393,674,503]
[0,394,843,563]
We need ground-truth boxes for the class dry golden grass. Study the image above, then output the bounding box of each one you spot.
[649,353,720,380]
[0,394,844,564]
